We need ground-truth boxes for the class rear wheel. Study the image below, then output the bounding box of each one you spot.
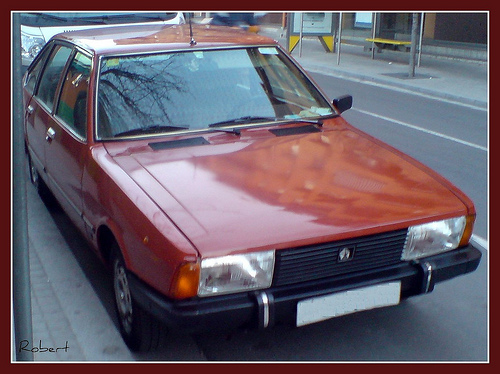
[28,153,43,192]
[27,153,57,208]
[111,246,164,352]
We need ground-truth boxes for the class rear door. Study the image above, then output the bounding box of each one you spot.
[24,42,72,178]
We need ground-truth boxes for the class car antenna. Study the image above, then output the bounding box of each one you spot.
[188,14,197,46]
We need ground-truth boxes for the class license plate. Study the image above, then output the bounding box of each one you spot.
[296,282,401,327]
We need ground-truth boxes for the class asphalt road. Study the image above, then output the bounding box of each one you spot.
[26,73,488,362]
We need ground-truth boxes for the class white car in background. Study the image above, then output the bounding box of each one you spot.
[20,12,185,66]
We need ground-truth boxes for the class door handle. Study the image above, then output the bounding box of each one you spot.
[45,127,56,143]
[26,105,34,115]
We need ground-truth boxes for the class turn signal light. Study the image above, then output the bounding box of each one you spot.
[459,214,476,247]
[169,262,200,299]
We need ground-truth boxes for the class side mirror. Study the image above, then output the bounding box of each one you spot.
[332,95,353,114]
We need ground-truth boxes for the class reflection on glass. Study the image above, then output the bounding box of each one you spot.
[56,52,92,138]
[97,47,333,138]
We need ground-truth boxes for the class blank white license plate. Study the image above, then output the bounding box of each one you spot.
[296,282,401,327]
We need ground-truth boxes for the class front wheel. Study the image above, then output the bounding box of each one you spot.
[111,246,164,352]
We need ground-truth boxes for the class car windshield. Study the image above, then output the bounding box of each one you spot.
[20,12,180,27]
[96,47,334,139]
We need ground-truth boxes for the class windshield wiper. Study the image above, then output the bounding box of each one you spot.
[208,116,277,128]
[283,117,324,126]
[114,125,189,137]
[96,14,173,24]
[207,116,328,135]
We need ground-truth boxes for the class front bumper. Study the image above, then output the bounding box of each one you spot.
[128,244,481,333]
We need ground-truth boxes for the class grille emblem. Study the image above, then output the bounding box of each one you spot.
[338,246,355,262]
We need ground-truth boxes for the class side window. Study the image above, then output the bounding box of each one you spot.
[56,52,92,139]
[24,45,52,95]
[36,44,72,110]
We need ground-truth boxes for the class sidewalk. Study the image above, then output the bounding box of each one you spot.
[259,25,488,109]
[24,183,135,361]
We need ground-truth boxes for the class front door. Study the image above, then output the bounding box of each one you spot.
[45,50,92,229]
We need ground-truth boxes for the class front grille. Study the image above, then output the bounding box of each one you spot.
[272,229,408,287]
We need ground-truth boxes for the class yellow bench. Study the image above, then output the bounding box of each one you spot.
[365,38,411,52]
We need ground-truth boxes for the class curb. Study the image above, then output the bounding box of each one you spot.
[301,61,488,110]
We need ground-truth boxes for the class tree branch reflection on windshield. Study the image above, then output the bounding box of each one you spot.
[98,54,188,138]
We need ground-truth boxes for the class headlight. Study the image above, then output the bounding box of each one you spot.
[402,216,473,261]
[21,30,45,63]
[198,250,275,296]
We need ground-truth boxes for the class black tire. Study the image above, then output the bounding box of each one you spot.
[111,245,164,352]
[27,153,57,208]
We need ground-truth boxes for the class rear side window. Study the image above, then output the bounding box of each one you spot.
[56,52,92,139]
[24,45,52,95]
[36,44,72,110]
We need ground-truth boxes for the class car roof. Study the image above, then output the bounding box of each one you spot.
[54,23,278,56]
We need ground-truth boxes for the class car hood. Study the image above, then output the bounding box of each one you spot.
[107,122,470,257]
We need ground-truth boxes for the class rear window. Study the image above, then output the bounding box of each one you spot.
[36,44,73,110]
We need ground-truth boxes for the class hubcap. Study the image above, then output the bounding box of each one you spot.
[29,158,38,186]
[114,259,133,335]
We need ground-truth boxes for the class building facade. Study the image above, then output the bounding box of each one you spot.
[260,12,487,60]
[262,12,487,45]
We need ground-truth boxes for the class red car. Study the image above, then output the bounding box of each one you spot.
[23,23,481,352]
